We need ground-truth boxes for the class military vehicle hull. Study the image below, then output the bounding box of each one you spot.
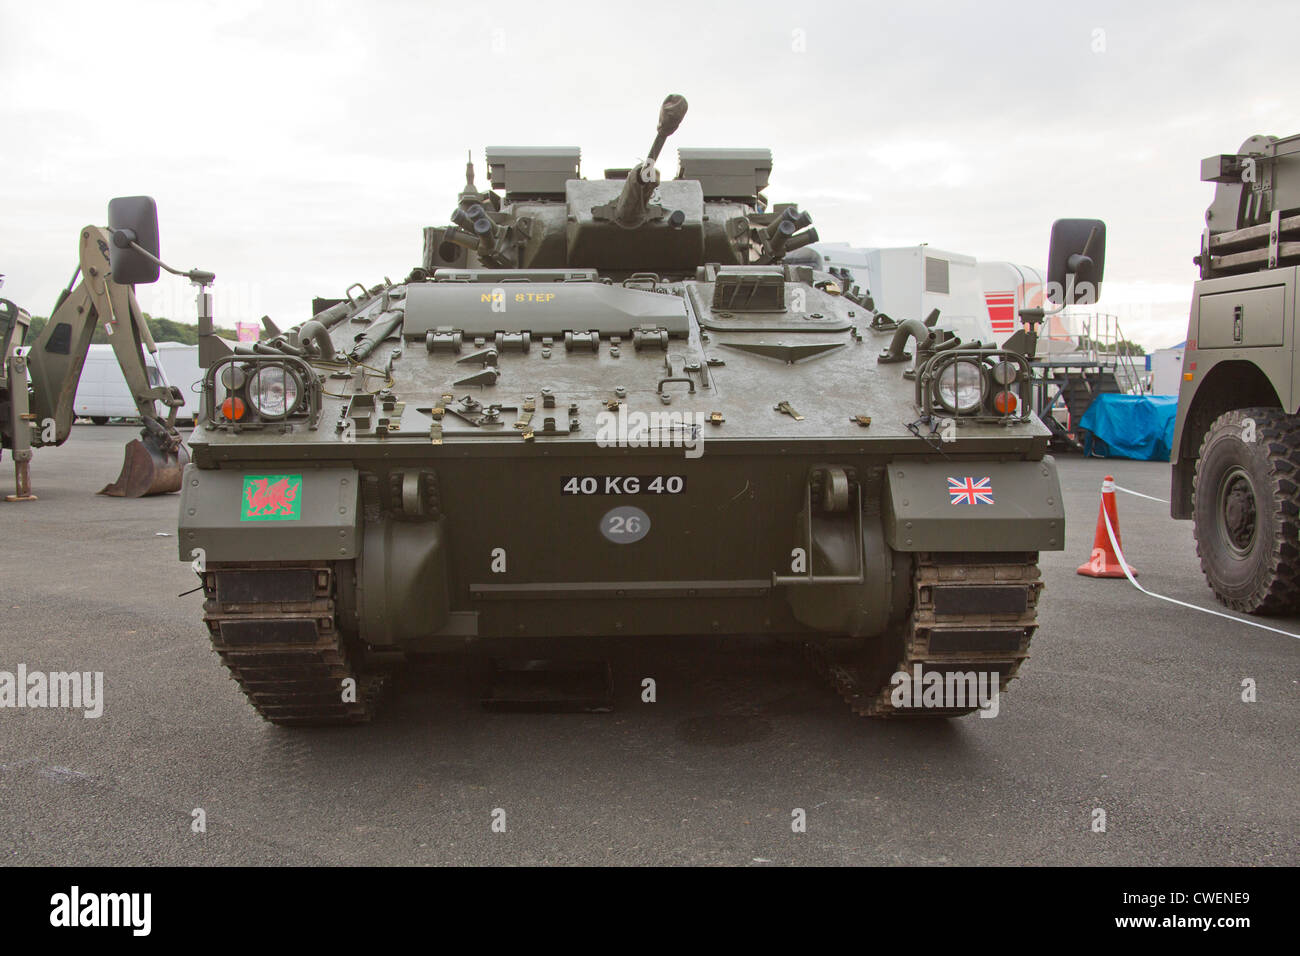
[180,271,1063,724]
[175,94,1096,724]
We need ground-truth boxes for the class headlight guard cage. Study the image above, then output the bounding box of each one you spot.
[915,347,1033,424]
[202,354,323,432]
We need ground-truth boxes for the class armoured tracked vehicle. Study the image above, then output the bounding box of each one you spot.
[151,95,1105,724]
[1172,132,1300,612]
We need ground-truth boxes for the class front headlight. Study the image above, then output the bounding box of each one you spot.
[990,360,1018,386]
[935,359,986,414]
[246,364,303,420]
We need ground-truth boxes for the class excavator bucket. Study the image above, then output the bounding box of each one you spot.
[98,435,190,498]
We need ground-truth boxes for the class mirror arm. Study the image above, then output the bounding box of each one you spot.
[1081,224,1102,260]
[121,239,219,365]
[1065,253,1093,281]
[121,237,216,286]
[1064,225,1102,284]
[1035,299,1068,318]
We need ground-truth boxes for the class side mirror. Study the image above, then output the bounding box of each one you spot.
[107,196,161,285]
[1047,218,1105,305]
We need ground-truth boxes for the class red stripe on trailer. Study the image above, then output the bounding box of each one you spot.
[985,292,1016,332]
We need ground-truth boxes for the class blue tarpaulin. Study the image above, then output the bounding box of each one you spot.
[1077,394,1179,461]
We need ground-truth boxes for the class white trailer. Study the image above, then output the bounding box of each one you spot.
[153,342,201,421]
[977,260,1048,342]
[792,243,1045,347]
[1149,343,1186,396]
[74,342,200,423]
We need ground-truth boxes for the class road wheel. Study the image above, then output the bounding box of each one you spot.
[1192,407,1300,613]
[90,417,109,425]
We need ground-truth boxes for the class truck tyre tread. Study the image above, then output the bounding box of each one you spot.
[1192,407,1300,614]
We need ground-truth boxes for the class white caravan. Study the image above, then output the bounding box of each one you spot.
[153,342,202,420]
[792,243,1046,347]
[74,342,200,423]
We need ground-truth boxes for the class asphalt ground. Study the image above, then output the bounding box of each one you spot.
[0,427,1295,865]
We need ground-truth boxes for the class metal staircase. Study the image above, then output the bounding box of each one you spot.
[1029,310,1145,449]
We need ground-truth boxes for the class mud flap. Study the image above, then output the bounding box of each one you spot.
[883,458,1065,551]
[98,435,190,497]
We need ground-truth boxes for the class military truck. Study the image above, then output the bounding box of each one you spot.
[1171,133,1300,613]
[140,95,1105,724]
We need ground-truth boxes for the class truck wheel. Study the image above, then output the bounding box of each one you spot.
[1192,407,1300,613]
[90,417,109,425]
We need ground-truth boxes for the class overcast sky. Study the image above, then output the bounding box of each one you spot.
[3,0,1298,349]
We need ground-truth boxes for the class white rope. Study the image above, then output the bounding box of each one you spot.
[1113,484,1167,504]
[1100,505,1300,640]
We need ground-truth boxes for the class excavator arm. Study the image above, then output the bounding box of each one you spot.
[2,222,191,499]
[26,225,185,443]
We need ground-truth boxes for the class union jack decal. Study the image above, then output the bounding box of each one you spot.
[948,476,994,505]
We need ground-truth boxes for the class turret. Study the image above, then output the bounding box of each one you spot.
[420,93,818,276]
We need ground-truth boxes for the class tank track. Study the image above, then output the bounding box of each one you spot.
[808,553,1042,717]
[201,563,387,726]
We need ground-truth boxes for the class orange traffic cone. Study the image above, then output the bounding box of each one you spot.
[1077,475,1137,578]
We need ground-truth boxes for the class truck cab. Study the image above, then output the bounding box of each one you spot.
[1171,132,1300,613]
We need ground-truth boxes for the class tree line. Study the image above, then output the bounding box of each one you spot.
[24,314,240,345]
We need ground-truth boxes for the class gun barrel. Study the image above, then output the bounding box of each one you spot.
[647,94,688,163]
[615,95,689,228]
[614,163,659,227]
